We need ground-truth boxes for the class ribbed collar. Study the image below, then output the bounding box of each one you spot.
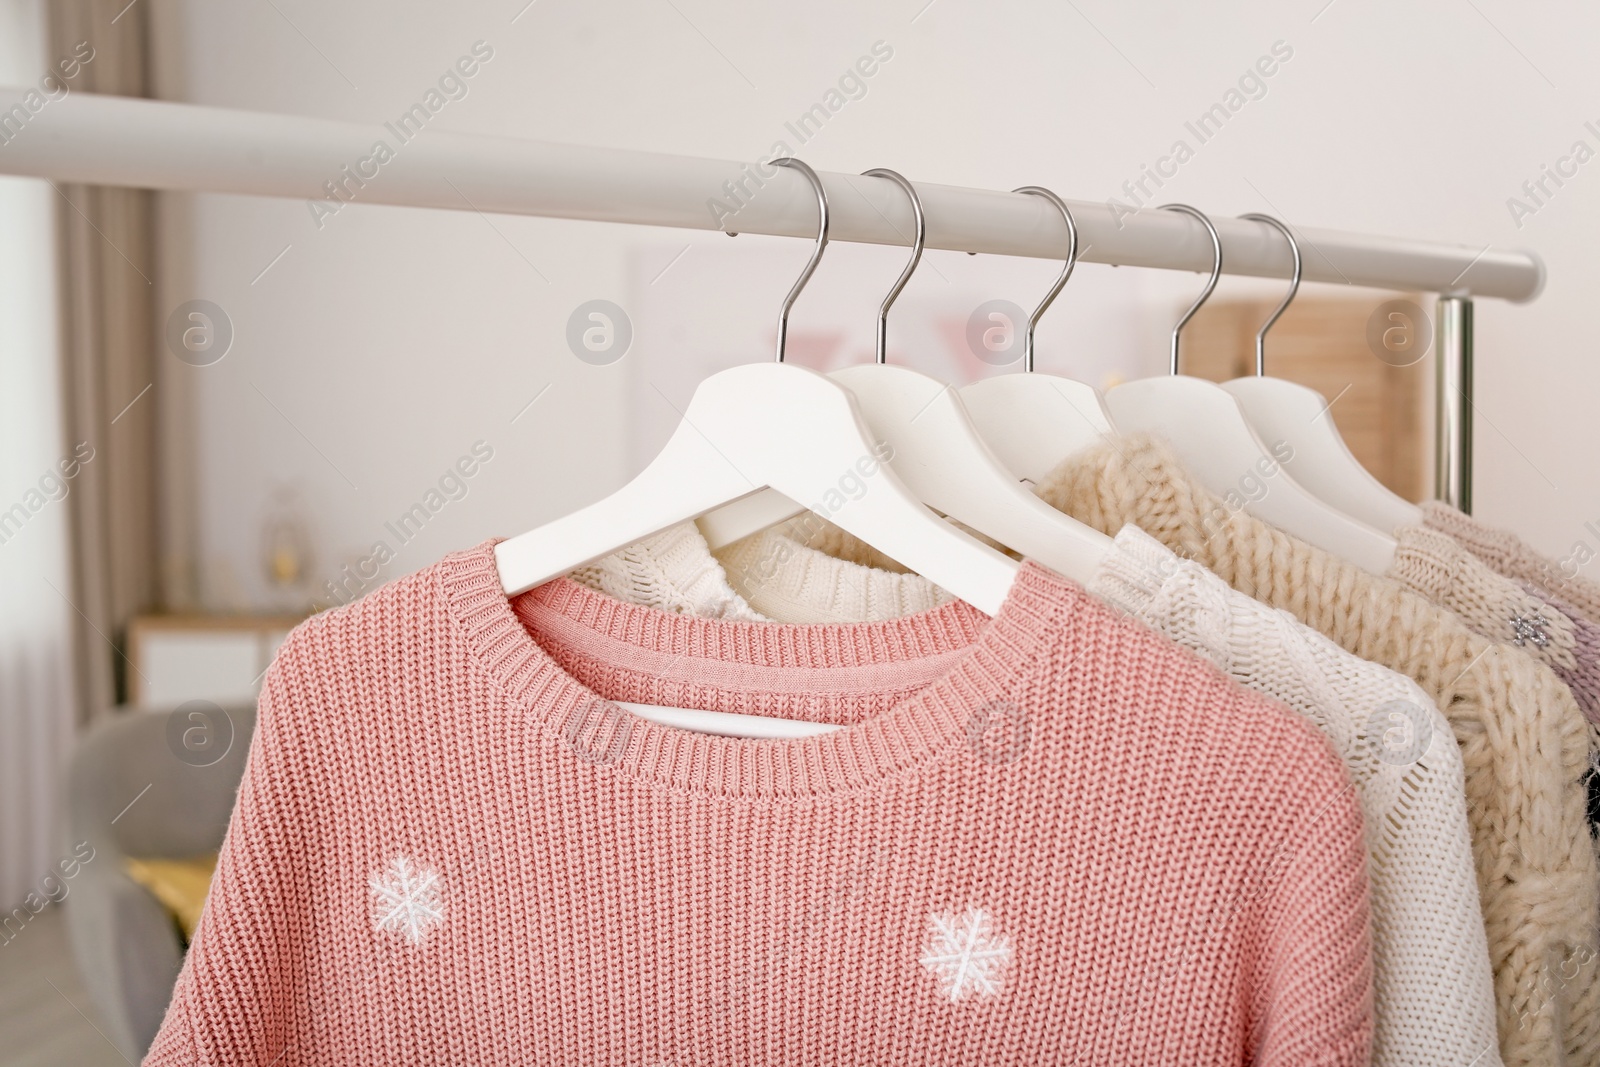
[439,540,1075,799]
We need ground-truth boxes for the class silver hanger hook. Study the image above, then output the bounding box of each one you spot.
[1011,186,1078,374]
[1238,212,1301,376]
[1158,203,1223,376]
[860,168,926,365]
[771,158,830,364]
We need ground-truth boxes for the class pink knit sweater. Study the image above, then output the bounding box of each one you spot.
[145,541,1374,1066]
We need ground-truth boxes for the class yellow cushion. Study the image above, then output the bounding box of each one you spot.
[123,854,218,940]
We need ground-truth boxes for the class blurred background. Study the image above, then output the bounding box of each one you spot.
[1,0,1595,1061]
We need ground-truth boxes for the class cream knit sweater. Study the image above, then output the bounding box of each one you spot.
[714,521,951,622]
[577,521,1501,1067]
[1392,525,1600,728]
[569,522,768,622]
[1023,434,1600,1067]
[1424,499,1600,627]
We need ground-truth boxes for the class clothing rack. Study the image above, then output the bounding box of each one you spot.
[0,89,1543,511]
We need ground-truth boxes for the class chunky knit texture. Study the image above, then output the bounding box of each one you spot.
[1024,434,1600,1067]
[1391,525,1600,727]
[584,521,1498,1067]
[145,542,1374,1066]
[1423,499,1600,627]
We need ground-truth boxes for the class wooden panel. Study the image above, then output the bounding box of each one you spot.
[1175,296,1428,502]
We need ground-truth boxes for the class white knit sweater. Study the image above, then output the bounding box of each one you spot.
[573,521,1501,1067]
[568,521,767,622]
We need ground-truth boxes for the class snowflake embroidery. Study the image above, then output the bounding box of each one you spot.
[919,907,1011,1001]
[1511,611,1552,648]
[369,856,445,946]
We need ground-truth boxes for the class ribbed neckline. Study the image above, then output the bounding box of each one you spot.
[439,540,1074,799]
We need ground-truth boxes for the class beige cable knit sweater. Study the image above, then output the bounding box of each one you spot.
[1022,434,1599,1067]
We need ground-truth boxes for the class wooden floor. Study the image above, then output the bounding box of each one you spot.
[0,905,129,1067]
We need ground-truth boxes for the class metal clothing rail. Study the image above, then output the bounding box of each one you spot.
[0,89,1539,508]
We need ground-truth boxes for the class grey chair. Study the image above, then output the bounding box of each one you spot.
[63,703,255,1061]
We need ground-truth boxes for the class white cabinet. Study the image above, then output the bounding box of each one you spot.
[126,616,301,708]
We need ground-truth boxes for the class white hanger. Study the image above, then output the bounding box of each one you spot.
[497,159,1020,740]
[1103,204,1399,575]
[1219,214,1422,533]
[497,158,1020,615]
[701,168,1114,585]
[959,185,1117,485]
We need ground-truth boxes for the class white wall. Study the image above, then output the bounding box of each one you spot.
[146,0,1600,611]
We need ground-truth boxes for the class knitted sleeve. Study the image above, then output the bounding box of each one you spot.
[1422,499,1600,627]
[1249,768,1375,1067]
[143,622,322,1066]
[1526,584,1600,730]
[1034,435,1600,1067]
